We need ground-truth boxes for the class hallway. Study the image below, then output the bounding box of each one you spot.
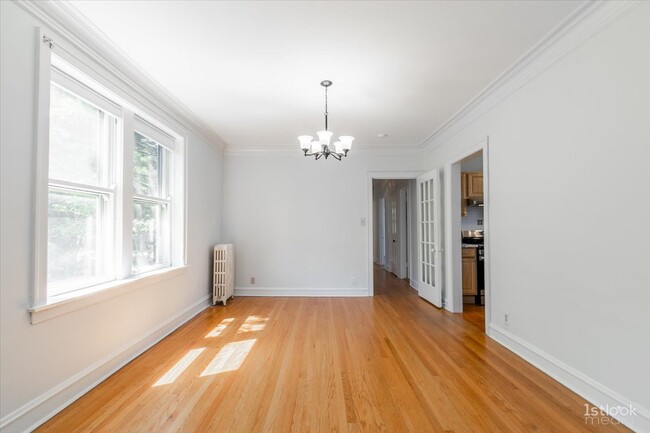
[37,267,628,432]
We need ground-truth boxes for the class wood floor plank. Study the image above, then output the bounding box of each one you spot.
[36,268,631,433]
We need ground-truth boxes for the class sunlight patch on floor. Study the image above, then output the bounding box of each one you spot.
[153,347,205,387]
[200,339,256,376]
[205,318,235,338]
[237,315,269,333]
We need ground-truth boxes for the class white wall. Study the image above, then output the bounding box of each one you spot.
[425,2,650,428]
[223,153,423,293]
[0,3,223,432]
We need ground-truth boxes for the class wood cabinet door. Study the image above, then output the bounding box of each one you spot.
[462,256,477,295]
[461,173,468,216]
[466,173,483,198]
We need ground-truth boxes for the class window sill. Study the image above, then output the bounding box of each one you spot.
[29,265,188,324]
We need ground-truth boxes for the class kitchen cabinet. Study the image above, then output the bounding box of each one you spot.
[462,248,477,296]
[461,173,468,216]
[466,172,483,199]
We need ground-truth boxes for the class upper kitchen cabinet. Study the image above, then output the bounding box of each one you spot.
[461,173,468,216]
[466,172,483,199]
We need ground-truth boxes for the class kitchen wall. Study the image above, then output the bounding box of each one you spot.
[461,153,483,172]
[461,205,483,231]
[423,2,650,428]
[222,153,423,294]
[0,3,224,432]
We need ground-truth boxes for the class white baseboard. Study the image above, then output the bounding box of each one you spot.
[0,295,211,433]
[489,324,649,432]
[409,279,418,290]
[234,287,368,297]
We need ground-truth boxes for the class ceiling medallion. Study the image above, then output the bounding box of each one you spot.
[298,80,354,161]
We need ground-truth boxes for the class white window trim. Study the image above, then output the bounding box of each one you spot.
[29,266,188,324]
[31,28,188,323]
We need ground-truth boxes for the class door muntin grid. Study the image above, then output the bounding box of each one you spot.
[419,179,436,286]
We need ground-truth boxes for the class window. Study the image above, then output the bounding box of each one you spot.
[36,48,185,305]
[132,125,173,273]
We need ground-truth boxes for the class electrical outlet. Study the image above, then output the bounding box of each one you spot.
[351,276,357,286]
[478,219,483,225]
[250,277,256,284]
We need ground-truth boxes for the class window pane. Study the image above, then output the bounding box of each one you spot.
[133,200,168,272]
[47,189,105,289]
[134,132,163,197]
[49,85,107,185]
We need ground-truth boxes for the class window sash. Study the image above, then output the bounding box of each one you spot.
[51,57,122,118]
[135,117,175,151]
[132,199,171,274]
[47,185,115,296]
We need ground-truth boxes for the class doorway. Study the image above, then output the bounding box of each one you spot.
[373,179,412,278]
[368,171,422,297]
[444,137,491,334]
[368,171,444,309]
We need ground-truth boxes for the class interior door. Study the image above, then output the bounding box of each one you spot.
[417,169,442,307]
[379,198,386,266]
[389,194,399,275]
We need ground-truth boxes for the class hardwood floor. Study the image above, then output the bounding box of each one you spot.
[37,267,629,432]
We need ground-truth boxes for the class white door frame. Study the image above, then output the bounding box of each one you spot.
[367,171,422,296]
[444,136,491,335]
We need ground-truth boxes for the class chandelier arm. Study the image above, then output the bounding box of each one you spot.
[330,152,342,161]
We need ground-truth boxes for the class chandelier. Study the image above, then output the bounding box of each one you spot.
[298,80,354,161]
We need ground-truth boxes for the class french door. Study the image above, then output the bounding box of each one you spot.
[417,169,442,307]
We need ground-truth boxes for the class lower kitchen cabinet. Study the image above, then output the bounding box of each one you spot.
[462,249,477,296]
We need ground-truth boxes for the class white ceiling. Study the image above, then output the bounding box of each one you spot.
[69,0,582,149]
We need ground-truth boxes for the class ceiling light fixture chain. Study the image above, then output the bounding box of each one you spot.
[297,80,353,161]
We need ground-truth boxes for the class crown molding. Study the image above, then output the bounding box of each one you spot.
[420,0,640,153]
[223,143,426,157]
[15,0,228,152]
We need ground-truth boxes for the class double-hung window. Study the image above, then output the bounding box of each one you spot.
[132,121,174,274]
[34,40,186,312]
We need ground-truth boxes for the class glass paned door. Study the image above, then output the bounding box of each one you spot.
[417,169,442,307]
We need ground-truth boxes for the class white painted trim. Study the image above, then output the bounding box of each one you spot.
[367,171,422,297]
[489,324,650,432]
[0,294,211,433]
[33,26,51,307]
[234,287,368,297]
[422,1,640,152]
[29,266,188,324]
[15,1,227,152]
